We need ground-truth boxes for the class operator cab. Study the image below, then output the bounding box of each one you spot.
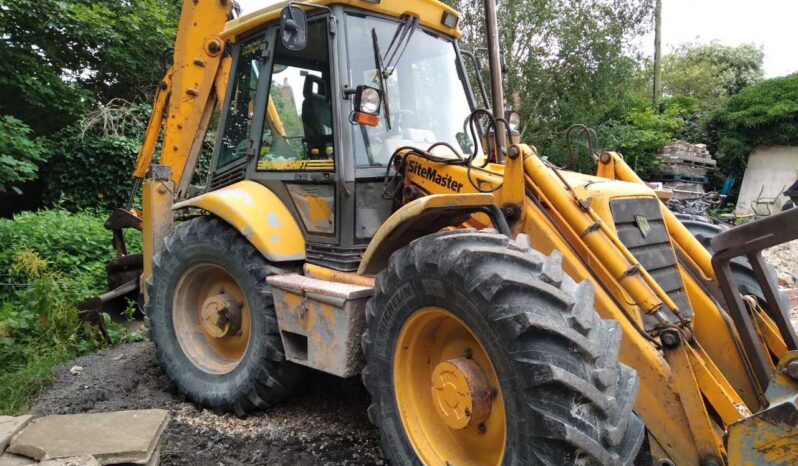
[205,1,475,271]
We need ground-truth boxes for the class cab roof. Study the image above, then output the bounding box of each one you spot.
[222,0,461,40]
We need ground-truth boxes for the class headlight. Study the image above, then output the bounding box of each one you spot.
[357,86,382,115]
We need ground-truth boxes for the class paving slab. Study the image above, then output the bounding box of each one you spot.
[8,410,168,465]
[0,416,32,453]
[40,456,101,466]
[0,453,37,466]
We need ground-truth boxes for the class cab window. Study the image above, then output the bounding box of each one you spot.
[216,39,263,169]
[257,18,334,171]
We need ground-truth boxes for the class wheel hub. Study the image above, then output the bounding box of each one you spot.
[200,292,242,338]
[431,357,493,430]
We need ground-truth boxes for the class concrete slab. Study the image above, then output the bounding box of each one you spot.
[0,416,32,453]
[40,456,101,466]
[0,453,37,466]
[7,410,168,465]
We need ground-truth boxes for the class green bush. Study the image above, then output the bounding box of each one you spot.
[587,96,693,177]
[0,209,143,414]
[0,209,141,299]
[41,102,151,211]
[0,115,46,195]
[707,74,798,180]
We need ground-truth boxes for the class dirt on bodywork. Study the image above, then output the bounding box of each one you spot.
[29,342,383,465]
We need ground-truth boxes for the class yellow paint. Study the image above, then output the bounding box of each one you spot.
[753,306,789,360]
[172,180,305,262]
[304,263,375,287]
[172,263,251,372]
[358,192,497,275]
[256,159,334,171]
[141,178,174,286]
[267,97,287,137]
[681,267,762,410]
[305,194,331,225]
[727,352,798,465]
[134,73,172,179]
[394,307,505,465]
[665,343,727,460]
[160,0,231,188]
[223,0,461,40]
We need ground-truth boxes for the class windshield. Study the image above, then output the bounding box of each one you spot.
[346,14,474,167]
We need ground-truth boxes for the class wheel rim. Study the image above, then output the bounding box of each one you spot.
[172,263,251,374]
[393,307,506,465]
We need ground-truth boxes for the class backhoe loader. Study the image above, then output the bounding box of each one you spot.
[86,0,798,464]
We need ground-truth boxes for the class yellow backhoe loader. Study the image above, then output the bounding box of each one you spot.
[83,0,798,464]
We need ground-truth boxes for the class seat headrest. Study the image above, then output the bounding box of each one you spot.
[303,74,327,99]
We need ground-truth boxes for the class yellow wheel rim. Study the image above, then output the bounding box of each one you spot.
[394,307,506,465]
[172,263,251,374]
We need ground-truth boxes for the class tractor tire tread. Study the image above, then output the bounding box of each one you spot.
[362,229,643,465]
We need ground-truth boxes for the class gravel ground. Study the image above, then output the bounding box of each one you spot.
[30,342,383,466]
[27,241,798,466]
[764,239,798,289]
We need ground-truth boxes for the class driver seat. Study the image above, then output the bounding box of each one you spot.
[301,74,332,156]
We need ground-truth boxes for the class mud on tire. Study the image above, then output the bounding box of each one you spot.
[362,229,645,465]
[145,216,303,415]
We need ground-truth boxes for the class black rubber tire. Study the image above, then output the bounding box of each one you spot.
[145,216,304,415]
[783,200,795,212]
[679,218,780,302]
[362,229,644,465]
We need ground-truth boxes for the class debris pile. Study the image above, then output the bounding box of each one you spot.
[1,410,168,466]
[656,140,717,198]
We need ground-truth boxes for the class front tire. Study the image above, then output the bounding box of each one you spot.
[362,229,644,465]
[146,216,303,414]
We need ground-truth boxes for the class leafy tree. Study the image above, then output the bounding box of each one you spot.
[662,43,764,109]
[596,96,695,176]
[446,0,655,166]
[0,0,180,134]
[0,116,46,194]
[41,102,151,211]
[706,74,798,180]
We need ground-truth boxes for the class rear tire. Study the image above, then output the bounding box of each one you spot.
[146,216,303,415]
[362,229,644,465]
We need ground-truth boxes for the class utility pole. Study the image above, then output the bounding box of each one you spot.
[653,0,662,108]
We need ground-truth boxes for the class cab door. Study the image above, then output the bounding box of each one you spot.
[248,16,339,247]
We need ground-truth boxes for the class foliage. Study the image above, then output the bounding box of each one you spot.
[593,96,694,176]
[0,0,180,135]
[0,116,47,195]
[662,43,764,110]
[42,102,151,211]
[447,0,655,167]
[0,209,141,299]
[706,74,798,179]
[0,209,144,414]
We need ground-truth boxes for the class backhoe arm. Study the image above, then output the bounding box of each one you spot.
[132,0,233,192]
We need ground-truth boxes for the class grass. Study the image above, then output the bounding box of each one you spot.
[0,346,74,414]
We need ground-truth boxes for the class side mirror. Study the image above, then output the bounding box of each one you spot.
[280,6,307,51]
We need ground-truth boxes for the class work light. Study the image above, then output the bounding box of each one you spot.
[353,85,383,126]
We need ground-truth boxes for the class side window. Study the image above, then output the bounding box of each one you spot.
[257,19,333,171]
[216,39,263,169]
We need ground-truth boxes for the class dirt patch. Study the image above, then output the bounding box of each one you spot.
[30,342,382,465]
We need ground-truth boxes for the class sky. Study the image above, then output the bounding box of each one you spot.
[642,0,798,78]
[237,0,798,78]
